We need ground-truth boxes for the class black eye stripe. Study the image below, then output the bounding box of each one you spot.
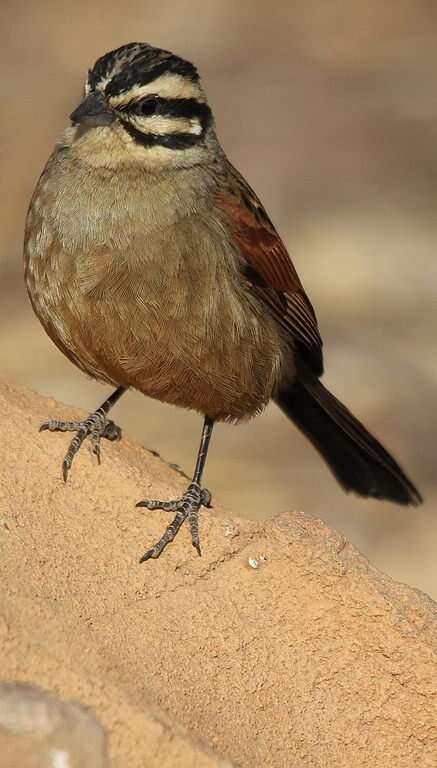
[119,96,212,129]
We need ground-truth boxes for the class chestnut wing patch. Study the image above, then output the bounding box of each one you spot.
[217,162,324,377]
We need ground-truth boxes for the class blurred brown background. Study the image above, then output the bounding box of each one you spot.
[1,1,436,596]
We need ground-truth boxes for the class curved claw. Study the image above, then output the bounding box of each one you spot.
[139,548,160,563]
[191,537,202,557]
[62,458,70,483]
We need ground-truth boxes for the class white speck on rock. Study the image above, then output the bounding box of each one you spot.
[50,750,70,768]
[248,558,259,569]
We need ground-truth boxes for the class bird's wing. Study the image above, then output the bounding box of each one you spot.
[216,161,324,376]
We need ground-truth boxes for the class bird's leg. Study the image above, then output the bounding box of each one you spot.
[137,416,214,562]
[39,386,126,481]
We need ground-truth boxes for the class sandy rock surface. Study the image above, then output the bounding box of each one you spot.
[1,381,436,767]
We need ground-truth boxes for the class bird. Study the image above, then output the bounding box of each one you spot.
[24,42,422,563]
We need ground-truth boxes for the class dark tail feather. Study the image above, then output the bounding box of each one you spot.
[275,375,422,506]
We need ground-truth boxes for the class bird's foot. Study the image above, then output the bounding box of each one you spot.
[39,409,122,481]
[137,482,212,562]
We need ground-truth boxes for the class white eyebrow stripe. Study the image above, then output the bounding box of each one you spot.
[108,72,203,105]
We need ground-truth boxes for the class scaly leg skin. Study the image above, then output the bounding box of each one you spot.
[39,387,126,481]
[137,416,214,562]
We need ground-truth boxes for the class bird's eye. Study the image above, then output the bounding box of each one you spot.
[134,96,160,117]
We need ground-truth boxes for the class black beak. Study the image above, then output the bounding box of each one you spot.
[70,92,114,127]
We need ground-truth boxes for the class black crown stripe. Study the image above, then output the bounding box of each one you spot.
[105,57,199,98]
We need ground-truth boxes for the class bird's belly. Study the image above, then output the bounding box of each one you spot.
[82,280,285,421]
[29,251,286,421]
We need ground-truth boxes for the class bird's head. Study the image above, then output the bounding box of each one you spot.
[64,42,216,170]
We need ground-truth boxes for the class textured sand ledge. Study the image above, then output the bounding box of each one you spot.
[0,381,435,767]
